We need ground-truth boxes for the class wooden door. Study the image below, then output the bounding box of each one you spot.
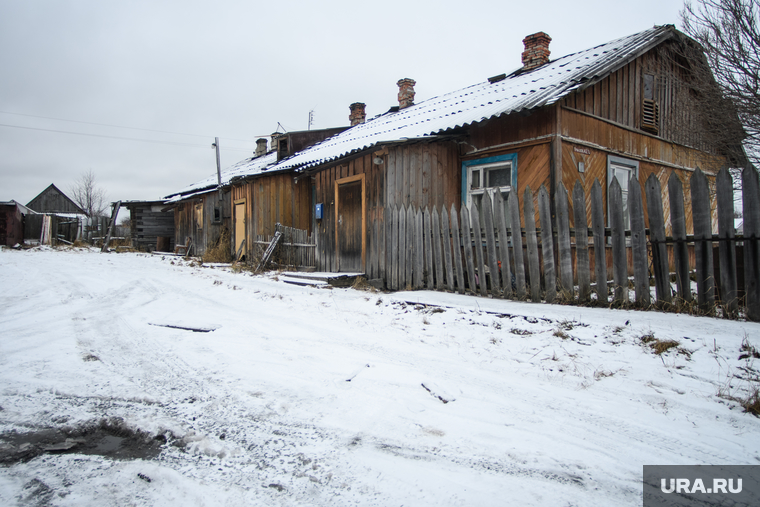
[234,200,246,257]
[336,176,365,272]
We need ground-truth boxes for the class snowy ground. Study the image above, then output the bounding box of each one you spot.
[0,247,759,506]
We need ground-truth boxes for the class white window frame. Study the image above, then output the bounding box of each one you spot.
[607,155,639,230]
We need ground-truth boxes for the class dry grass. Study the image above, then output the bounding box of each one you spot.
[202,227,232,264]
[640,332,687,356]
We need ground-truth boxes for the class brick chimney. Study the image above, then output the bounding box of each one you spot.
[521,32,552,71]
[397,78,416,109]
[255,138,268,157]
[349,102,366,126]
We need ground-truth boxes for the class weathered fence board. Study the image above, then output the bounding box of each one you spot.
[432,207,444,291]
[668,172,691,302]
[572,181,591,302]
[591,179,608,303]
[441,207,455,292]
[508,192,526,299]
[538,185,556,303]
[414,209,424,290]
[609,177,628,303]
[744,166,760,321]
[629,177,650,305]
[645,173,671,304]
[424,208,434,289]
[461,206,477,295]
[716,168,738,314]
[691,168,715,309]
[494,191,512,299]
[392,206,399,291]
[450,204,465,294]
[482,192,501,297]
[470,204,487,297]
[555,183,573,299]
[406,205,414,288]
[524,187,542,302]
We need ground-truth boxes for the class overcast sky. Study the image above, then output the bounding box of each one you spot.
[1,0,686,208]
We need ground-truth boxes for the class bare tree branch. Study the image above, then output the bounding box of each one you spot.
[70,170,108,218]
[681,0,760,168]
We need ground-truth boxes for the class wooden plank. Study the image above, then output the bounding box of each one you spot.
[690,168,715,309]
[414,208,424,290]
[629,176,650,306]
[450,204,465,294]
[391,205,399,290]
[508,192,526,299]
[424,207,434,289]
[524,187,542,302]
[609,177,628,304]
[572,181,591,302]
[494,191,512,299]
[645,174,671,304]
[482,192,501,297]
[716,168,738,315]
[555,183,573,299]
[432,207,444,290]
[384,206,391,288]
[743,166,760,321]
[668,172,691,302]
[460,206,477,294]
[441,206,455,291]
[538,185,556,303]
[591,180,608,303]
[470,204,487,296]
[406,205,414,288]
[398,204,407,289]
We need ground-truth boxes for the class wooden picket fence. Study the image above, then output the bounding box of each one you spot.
[255,223,316,270]
[382,167,760,321]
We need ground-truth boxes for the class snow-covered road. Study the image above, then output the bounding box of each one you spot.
[1,247,758,506]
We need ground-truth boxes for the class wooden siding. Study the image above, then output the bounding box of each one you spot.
[560,108,725,234]
[0,204,24,246]
[26,184,84,214]
[231,171,311,262]
[174,191,230,257]
[125,203,175,251]
[560,43,719,154]
[313,141,460,274]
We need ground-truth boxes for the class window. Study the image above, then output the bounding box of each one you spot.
[462,153,518,225]
[607,155,639,230]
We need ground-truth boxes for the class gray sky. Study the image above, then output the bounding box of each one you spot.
[1,0,685,207]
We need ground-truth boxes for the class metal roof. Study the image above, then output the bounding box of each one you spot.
[269,25,677,173]
[165,151,278,202]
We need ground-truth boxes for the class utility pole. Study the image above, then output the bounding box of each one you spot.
[212,137,222,201]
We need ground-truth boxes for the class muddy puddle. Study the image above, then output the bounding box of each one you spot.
[0,418,166,466]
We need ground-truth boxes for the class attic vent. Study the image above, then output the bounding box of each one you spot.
[642,98,659,135]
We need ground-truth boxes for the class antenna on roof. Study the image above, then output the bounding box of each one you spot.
[276,122,287,133]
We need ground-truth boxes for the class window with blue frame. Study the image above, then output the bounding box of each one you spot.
[461,153,518,225]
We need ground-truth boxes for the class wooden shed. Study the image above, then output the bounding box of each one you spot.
[26,184,85,215]
[0,201,26,247]
[122,200,175,252]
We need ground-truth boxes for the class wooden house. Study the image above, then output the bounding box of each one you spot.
[26,184,85,215]
[258,25,737,279]
[166,127,348,259]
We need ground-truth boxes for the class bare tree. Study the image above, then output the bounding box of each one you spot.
[681,0,760,168]
[71,170,108,218]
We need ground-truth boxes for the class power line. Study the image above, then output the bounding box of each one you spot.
[0,123,255,152]
[0,110,268,144]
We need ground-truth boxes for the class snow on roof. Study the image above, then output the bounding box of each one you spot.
[269,25,676,173]
[165,151,278,202]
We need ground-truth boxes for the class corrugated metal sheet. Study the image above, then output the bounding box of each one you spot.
[270,25,675,172]
[165,151,278,202]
